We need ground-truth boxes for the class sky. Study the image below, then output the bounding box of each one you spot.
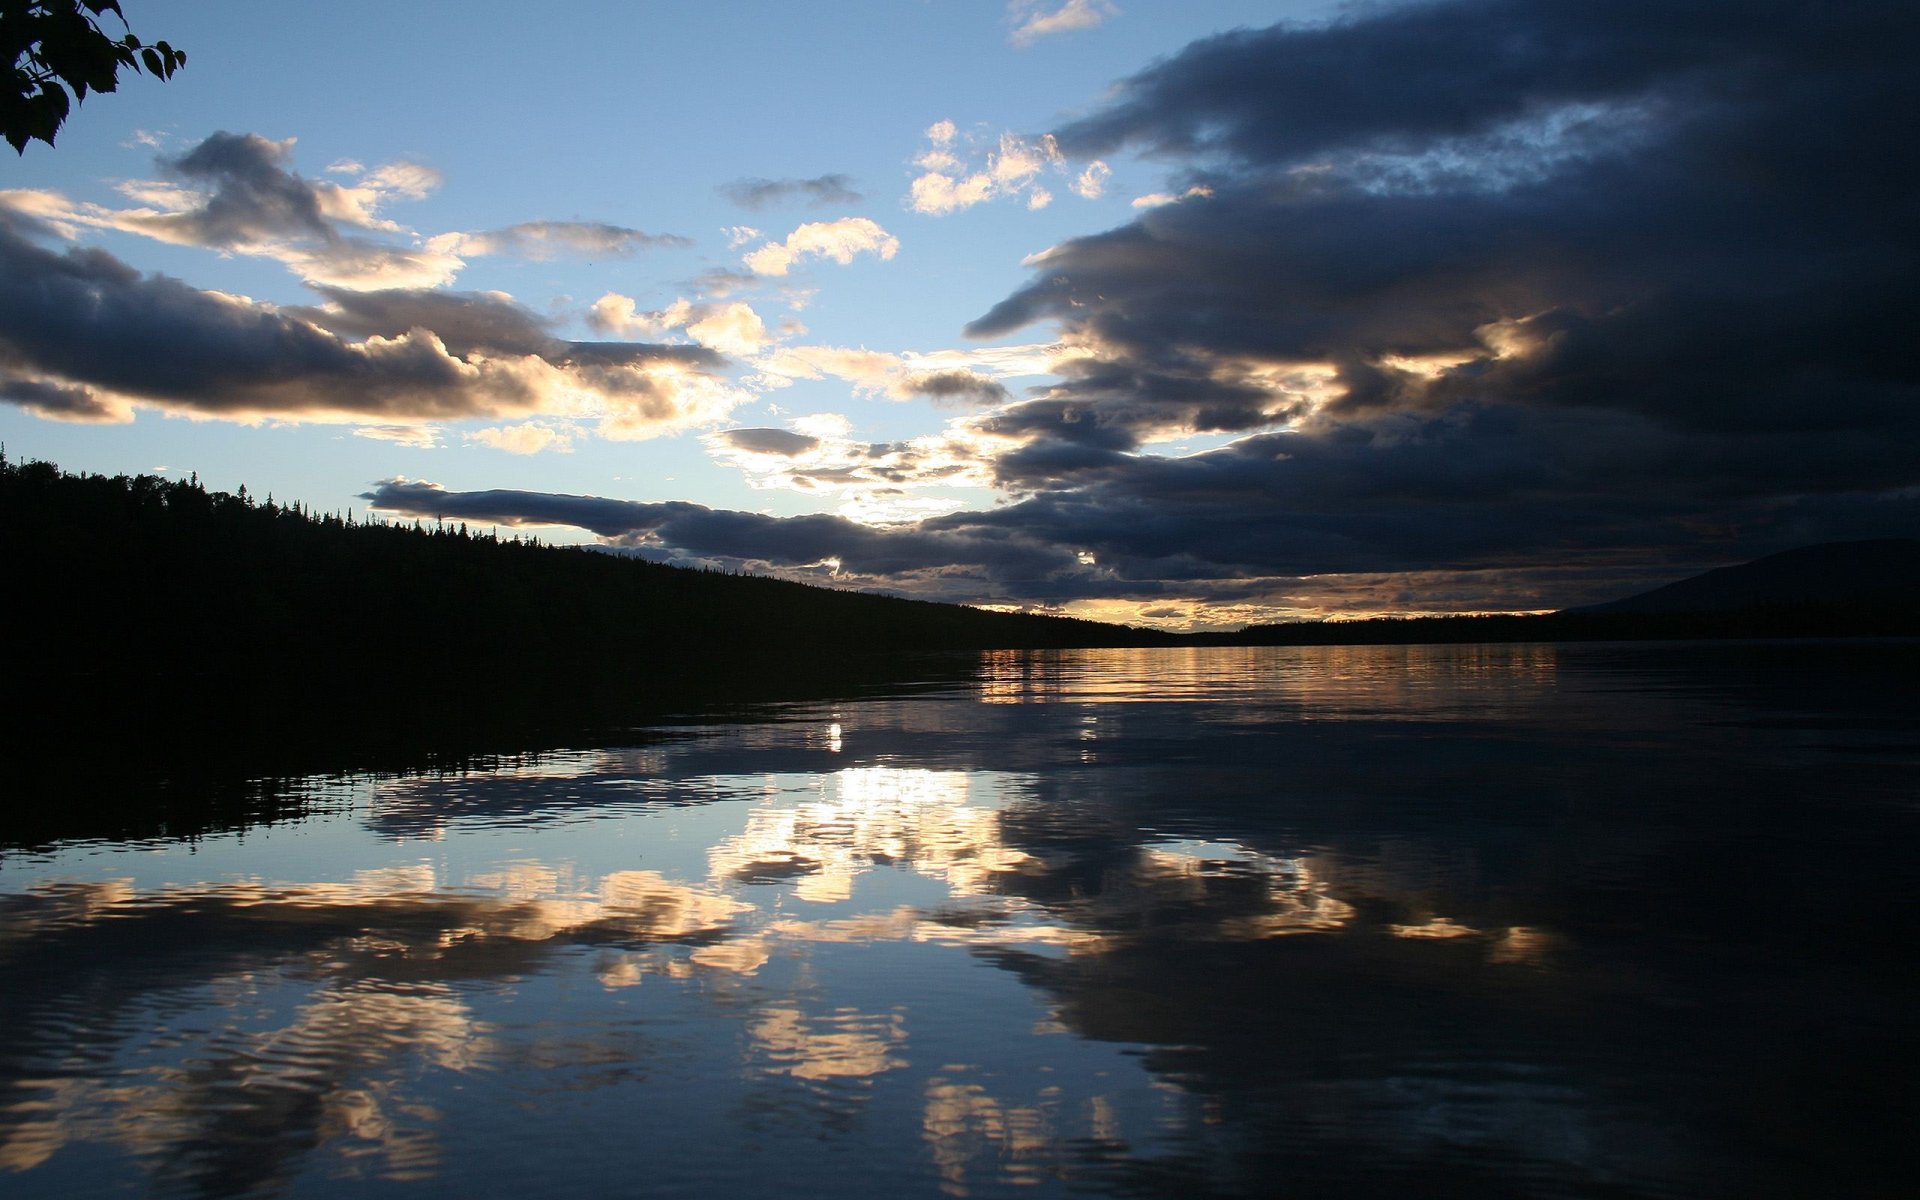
[3,0,1915,629]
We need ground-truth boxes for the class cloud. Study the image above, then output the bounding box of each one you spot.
[0,373,125,422]
[930,0,1920,608]
[1069,161,1110,199]
[10,133,686,290]
[703,413,999,521]
[292,285,560,357]
[352,424,440,448]
[0,216,745,440]
[1010,0,1117,47]
[741,218,900,276]
[906,125,1107,215]
[466,422,575,454]
[426,221,690,260]
[362,2,1906,620]
[684,303,771,357]
[752,345,905,393]
[711,427,821,458]
[750,342,1052,404]
[588,294,771,356]
[719,174,864,210]
[97,132,464,289]
[899,370,1010,406]
[361,478,1078,586]
[21,6,1918,623]
[1131,185,1212,208]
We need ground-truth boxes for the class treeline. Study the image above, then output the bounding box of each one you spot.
[1,455,1169,793]
[1220,606,1920,646]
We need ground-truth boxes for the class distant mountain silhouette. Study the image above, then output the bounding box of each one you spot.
[1225,539,1920,649]
[1571,540,1920,615]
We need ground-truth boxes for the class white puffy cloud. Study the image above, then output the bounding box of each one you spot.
[906,125,1109,215]
[1071,160,1112,199]
[317,161,444,231]
[466,422,575,454]
[686,303,771,356]
[586,292,663,338]
[588,294,772,356]
[741,217,900,276]
[909,171,995,217]
[1009,0,1117,47]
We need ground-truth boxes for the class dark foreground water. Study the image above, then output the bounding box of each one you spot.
[3,642,1916,1199]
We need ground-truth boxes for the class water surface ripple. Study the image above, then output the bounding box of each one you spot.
[2,642,1914,1198]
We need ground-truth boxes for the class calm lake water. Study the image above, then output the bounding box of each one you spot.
[3,642,1915,1199]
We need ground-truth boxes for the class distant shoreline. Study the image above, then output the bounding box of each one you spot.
[6,453,1914,846]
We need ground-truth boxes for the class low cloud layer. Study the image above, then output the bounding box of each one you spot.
[428,221,690,260]
[719,175,863,210]
[362,479,1081,588]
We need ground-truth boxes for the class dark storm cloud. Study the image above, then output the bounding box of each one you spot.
[718,174,864,210]
[154,131,336,245]
[0,374,117,422]
[290,287,726,367]
[0,222,722,426]
[899,369,1010,406]
[361,479,1080,583]
[0,223,492,416]
[106,131,457,288]
[712,428,821,457]
[976,356,1295,450]
[292,286,558,357]
[1047,0,1749,165]
[559,341,724,370]
[950,0,1919,595]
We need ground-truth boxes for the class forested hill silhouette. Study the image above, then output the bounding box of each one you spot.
[1569,539,1920,615]
[1224,541,1920,647]
[2,455,1169,793]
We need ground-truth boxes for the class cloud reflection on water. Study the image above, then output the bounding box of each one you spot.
[3,642,1913,1197]
[1,759,1400,1194]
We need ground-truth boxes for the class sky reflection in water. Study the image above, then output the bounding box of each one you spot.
[2,643,1915,1198]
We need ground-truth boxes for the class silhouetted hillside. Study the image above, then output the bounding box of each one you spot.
[1226,541,1920,647]
[1,455,1168,790]
[1571,540,1920,615]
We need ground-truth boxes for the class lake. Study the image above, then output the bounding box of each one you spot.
[3,642,1915,1198]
